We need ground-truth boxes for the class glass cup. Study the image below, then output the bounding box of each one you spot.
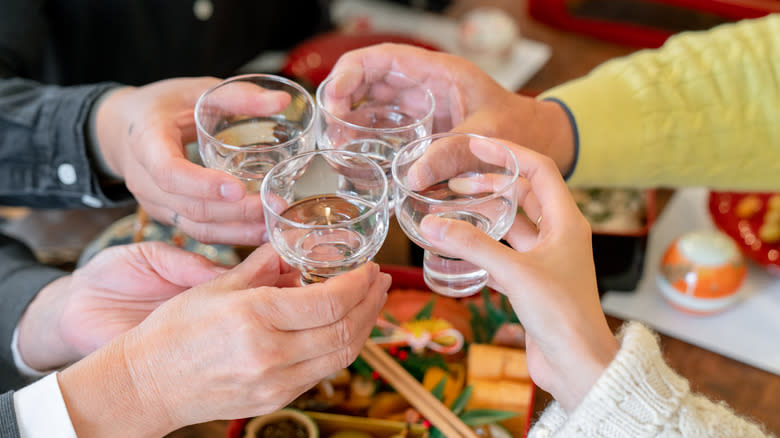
[195,74,317,192]
[316,69,435,209]
[261,150,390,285]
[393,132,519,297]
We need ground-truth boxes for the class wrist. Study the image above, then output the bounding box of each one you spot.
[16,276,81,371]
[554,325,619,413]
[536,99,577,178]
[58,331,177,437]
[93,86,136,180]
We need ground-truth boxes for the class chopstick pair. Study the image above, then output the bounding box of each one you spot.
[359,340,479,438]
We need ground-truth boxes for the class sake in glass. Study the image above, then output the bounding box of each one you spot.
[195,74,316,192]
[316,69,434,209]
[393,132,519,297]
[261,150,389,285]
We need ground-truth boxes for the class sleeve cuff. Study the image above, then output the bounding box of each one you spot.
[12,373,77,438]
[540,97,580,182]
[10,329,47,380]
[529,323,690,437]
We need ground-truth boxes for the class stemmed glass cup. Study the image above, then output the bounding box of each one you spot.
[260,150,389,285]
[393,132,519,297]
[195,74,317,192]
[316,69,435,209]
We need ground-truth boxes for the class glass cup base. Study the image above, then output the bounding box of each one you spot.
[422,250,487,297]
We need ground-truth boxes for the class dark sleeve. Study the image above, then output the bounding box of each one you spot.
[0,234,67,392]
[0,391,21,438]
[0,78,133,209]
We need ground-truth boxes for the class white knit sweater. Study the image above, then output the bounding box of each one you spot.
[528,323,772,437]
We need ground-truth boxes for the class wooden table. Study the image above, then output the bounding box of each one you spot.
[169,1,780,436]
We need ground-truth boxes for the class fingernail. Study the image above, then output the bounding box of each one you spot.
[220,183,245,201]
[380,273,392,289]
[420,215,446,241]
[212,265,230,274]
[368,262,380,278]
[261,231,269,243]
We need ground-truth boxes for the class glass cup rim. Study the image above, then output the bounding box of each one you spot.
[392,132,520,206]
[315,70,436,135]
[194,73,316,153]
[260,150,389,230]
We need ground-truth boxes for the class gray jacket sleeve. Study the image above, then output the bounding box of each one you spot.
[0,78,132,209]
[0,391,21,438]
[0,234,67,392]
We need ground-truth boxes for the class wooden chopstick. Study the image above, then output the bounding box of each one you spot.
[359,340,479,438]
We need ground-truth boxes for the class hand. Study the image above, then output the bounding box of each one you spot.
[16,241,227,371]
[330,43,576,174]
[418,138,618,413]
[94,77,289,245]
[58,246,391,437]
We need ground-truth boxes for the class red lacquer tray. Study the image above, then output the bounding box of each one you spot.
[227,265,536,438]
[708,191,780,274]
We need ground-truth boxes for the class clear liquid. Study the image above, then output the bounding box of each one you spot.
[214,116,299,147]
[213,117,303,190]
[277,194,378,284]
[396,181,514,297]
[343,104,419,130]
[397,181,513,250]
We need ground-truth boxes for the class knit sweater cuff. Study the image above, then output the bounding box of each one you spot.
[531,322,690,437]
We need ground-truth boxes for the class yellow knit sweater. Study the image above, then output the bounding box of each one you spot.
[541,14,780,191]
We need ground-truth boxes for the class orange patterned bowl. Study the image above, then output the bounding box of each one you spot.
[657,230,747,315]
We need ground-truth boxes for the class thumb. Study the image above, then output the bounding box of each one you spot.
[137,242,228,288]
[211,243,282,290]
[419,215,521,287]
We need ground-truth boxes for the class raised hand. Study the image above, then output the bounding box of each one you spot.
[16,241,227,371]
[418,138,618,413]
[93,77,289,245]
[57,245,392,437]
[329,43,576,174]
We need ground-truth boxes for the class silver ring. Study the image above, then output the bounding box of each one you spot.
[172,212,180,227]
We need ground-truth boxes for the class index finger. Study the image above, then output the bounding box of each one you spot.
[254,262,381,331]
[472,137,580,231]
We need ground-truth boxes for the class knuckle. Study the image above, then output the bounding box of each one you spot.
[336,346,356,369]
[319,291,342,323]
[180,199,210,222]
[151,162,177,193]
[539,155,558,173]
[180,222,215,244]
[332,318,355,347]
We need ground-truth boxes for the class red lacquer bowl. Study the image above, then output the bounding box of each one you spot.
[708,191,780,274]
[281,32,440,90]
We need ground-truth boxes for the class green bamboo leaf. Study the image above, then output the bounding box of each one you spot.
[450,385,473,416]
[382,312,400,325]
[431,376,447,401]
[429,428,444,438]
[481,287,492,309]
[459,409,518,427]
[413,298,436,320]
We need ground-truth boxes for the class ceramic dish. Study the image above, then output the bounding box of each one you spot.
[77,213,240,268]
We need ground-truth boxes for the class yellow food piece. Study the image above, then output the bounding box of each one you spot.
[421,364,465,407]
[467,344,530,382]
[759,223,780,244]
[768,195,780,212]
[735,195,762,219]
[765,208,780,225]
[466,379,532,412]
[466,379,531,435]
[366,392,409,419]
